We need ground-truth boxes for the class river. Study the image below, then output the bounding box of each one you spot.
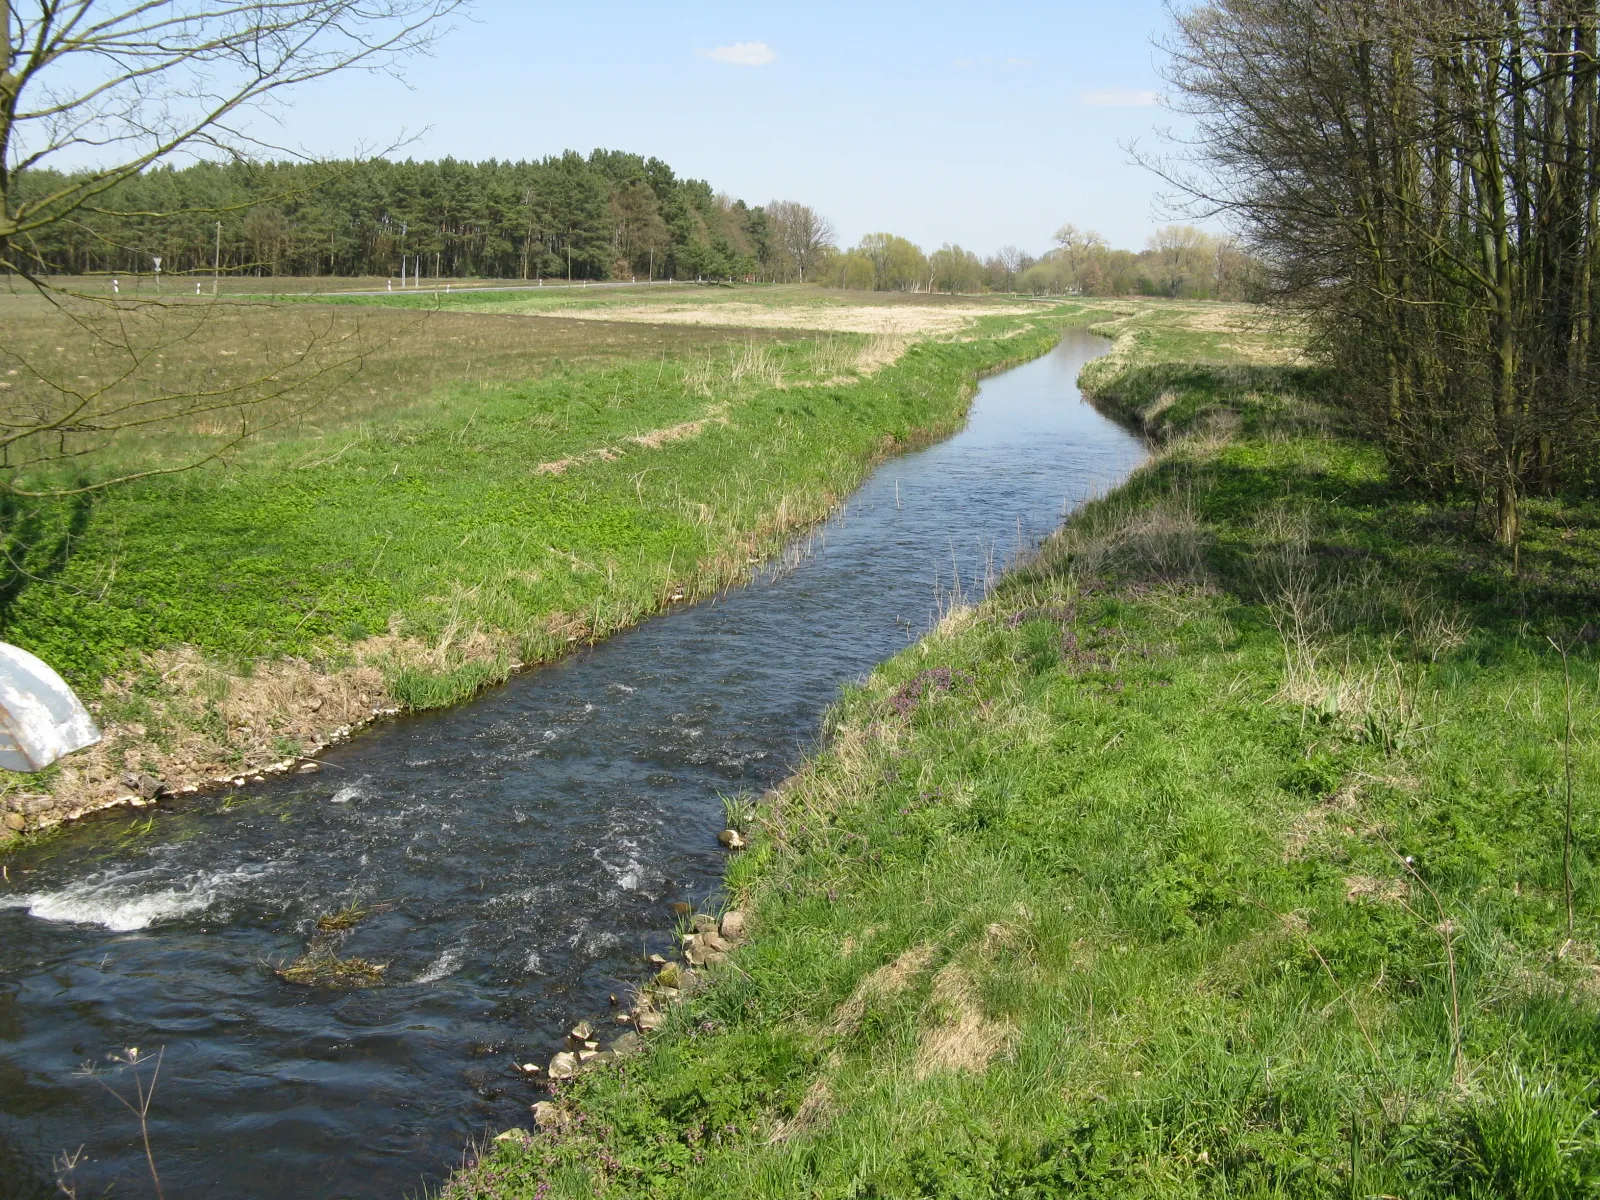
[0,329,1144,1198]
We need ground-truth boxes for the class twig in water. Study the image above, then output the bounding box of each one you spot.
[79,1046,165,1200]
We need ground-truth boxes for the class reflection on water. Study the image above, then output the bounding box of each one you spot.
[0,331,1144,1198]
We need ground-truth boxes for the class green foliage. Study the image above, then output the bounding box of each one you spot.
[13,149,770,282]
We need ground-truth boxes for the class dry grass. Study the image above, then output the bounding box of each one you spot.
[807,334,908,381]
[0,291,793,476]
[827,943,938,1037]
[27,626,512,827]
[914,963,1011,1078]
[537,302,1039,337]
[534,403,730,474]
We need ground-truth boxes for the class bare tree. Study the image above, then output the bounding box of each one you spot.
[1145,224,1212,298]
[0,0,464,498]
[1161,0,1600,549]
[767,199,835,283]
[1052,223,1107,288]
[995,244,1030,291]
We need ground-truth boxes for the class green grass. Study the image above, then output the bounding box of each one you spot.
[0,299,1089,825]
[2,312,1067,694]
[447,314,1600,1198]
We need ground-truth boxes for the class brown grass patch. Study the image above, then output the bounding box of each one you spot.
[1344,875,1410,904]
[1284,780,1364,861]
[549,303,1037,337]
[10,626,514,834]
[914,964,1011,1078]
[535,404,730,475]
[828,943,938,1036]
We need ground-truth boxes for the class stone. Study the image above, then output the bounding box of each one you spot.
[654,962,683,988]
[646,953,668,968]
[686,938,726,968]
[577,1049,598,1063]
[691,913,718,934]
[3,812,25,832]
[718,829,746,850]
[636,1011,665,1031]
[516,1062,541,1076]
[610,1031,644,1057]
[670,901,692,917]
[582,1040,599,1052]
[493,1128,532,1145]
[297,762,322,775]
[569,1020,593,1042]
[531,1101,563,1131]
[587,1050,617,1067]
[720,910,747,941]
[701,933,732,955]
[547,1051,578,1079]
[136,773,166,800]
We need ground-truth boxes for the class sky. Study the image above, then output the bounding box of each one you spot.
[259,0,1191,258]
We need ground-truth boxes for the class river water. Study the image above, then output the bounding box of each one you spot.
[0,330,1143,1198]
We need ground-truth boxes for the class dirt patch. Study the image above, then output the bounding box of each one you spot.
[550,303,1039,337]
[914,963,1011,1078]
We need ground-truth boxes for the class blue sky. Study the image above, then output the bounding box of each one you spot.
[271,0,1187,258]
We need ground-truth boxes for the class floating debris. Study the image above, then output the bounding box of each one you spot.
[275,952,389,988]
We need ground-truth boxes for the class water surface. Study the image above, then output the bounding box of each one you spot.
[0,331,1143,1198]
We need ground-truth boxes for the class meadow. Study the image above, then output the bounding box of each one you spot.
[0,284,1073,831]
[449,305,1600,1198]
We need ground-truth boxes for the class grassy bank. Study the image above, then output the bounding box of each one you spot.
[448,305,1600,1198]
[0,291,1073,834]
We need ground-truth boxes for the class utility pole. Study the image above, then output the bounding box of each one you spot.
[213,221,221,296]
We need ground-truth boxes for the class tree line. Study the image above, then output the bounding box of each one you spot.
[1167,0,1600,546]
[822,224,1261,300]
[13,146,1260,302]
[10,152,837,285]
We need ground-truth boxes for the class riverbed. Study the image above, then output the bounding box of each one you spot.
[0,330,1144,1198]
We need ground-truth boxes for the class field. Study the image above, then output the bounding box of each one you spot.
[0,283,1074,833]
[448,305,1600,1198]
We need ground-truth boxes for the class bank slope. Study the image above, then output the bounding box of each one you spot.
[0,305,1070,839]
[450,304,1600,1199]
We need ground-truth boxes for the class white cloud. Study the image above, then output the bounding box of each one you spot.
[1080,87,1161,108]
[700,41,777,67]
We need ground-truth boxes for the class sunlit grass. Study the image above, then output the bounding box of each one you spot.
[446,306,1600,1199]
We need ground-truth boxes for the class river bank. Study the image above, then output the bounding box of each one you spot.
[449,306,1600,1198]
[0,291,1060,841]
[0,323,1145,1198]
